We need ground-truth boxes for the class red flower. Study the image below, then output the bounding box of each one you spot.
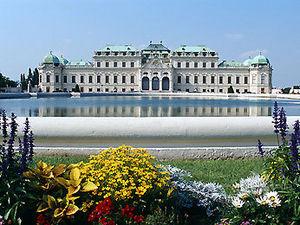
[88,197,114,222]
[36,214,50,225]
[121,204,136,219]
[99,217,115,225]
[133,215,144,223]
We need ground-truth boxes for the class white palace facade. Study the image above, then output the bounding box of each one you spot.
[38,42,272,94]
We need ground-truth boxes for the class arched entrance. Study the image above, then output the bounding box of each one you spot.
[142,77,149,90]
[162,77,169,90]
[152,77,159,90]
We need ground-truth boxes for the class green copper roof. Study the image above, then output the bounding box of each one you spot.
[174,45,213,52]
[218,60,246,68]
[143,43,170,52]
[43,51,60,65]
[59,55,69,65]
[100,45,137,52]
[251,54,269,65]
[243,58,253,66]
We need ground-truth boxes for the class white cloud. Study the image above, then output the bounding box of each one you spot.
[239,49,268,58]
[225,33,244,40]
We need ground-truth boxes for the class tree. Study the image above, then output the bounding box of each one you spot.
[228,86,234,93]
[28,68,33,84]
[0,73,18,88]
[20,73,27,91]
[74,84,80,92]
[32,68,39,86]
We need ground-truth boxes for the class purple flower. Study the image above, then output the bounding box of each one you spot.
[293,120,300,144]
[290,133,299,173]
[272,101,280,134]
[241,221,252,225]
[278,107,288,142]
[257,139,264,157]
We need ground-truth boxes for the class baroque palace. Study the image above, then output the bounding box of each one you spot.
[38,42,272,94]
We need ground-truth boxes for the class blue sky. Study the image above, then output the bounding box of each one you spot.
[0,0,299,87]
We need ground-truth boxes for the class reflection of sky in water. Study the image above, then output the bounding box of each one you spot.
[0,96,300,117]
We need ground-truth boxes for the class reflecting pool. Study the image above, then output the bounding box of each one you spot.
[0,96,299,117]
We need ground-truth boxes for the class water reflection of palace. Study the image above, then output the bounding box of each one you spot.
[37,106,272,117]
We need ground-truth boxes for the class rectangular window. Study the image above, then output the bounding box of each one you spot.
[122,76,126,84]
[122,88,126,92]
[89,76,93,83]
[228,76,232,84]
[244,89,248,93]
[194,62,198,68]
[130,88,134,92]
[177,62,181,68]
[186,62,189,68]
[105,75,109,84]
[47,75,50,83]
[114,76,118,84]
[122,62,126,67]
[194,76,198,84]
[97,75,100,83]
[186,76,190,84]
[97,62,100,67]
[203,89,206,92]
[219,76,223,84]
[130,62,134,68]
[203,76,206,84]
[72,76,76,83]
[80,87,84,92]
[97,88,100,92]
[211,62,215,68]
[177,76,181,84]
[203,62,206,68]
[236,89,240,93]
[105,88,109,92]
[55,75,59,83]
[80,76,84,83]
[236,76,240,84]
[244,77,248,84]
[211,76,215,84]
[219,89,223,93]
[114,62,118,68]
[63,76,67,83]
[105,62,109,67]
[130,76,134,83]
[211,89,215,93]
[89,88,93,92]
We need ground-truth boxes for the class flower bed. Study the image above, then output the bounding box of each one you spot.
[1,101,300,225]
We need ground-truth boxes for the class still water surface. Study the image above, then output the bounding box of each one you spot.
[0,96,299,117]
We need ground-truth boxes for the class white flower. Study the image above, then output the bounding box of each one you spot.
[265,191,281,208]
[256,195,269,206]
[238,174,267,195]
[238,192,249,200]
[232,182,240,189]
[232,197,245,208]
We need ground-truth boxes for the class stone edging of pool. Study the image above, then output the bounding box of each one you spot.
[1,92,300,100]
[34,146,276,159]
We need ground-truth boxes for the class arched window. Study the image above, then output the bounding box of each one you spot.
[162,77,170,91]
[142,77,150,90]
[152,77,159,90]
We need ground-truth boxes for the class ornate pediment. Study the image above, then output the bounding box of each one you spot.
[142,58,171,69]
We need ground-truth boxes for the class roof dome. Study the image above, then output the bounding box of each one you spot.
[251,54,269,65]
[243,58,253,66]
[43,51,60,65]
[59,55,69,65]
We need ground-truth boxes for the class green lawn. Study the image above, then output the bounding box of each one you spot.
[34,156,264,192]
